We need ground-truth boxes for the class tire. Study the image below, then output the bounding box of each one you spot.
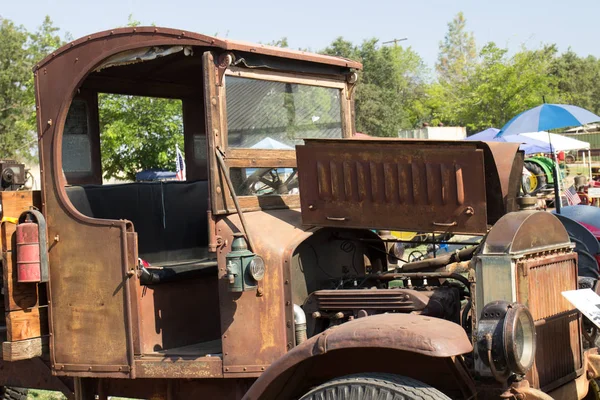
[0,387,28,400]
[299,373,451,400]
[524,161,547,195]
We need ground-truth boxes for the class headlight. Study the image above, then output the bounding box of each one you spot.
[477,301,536,378]
[504,303,536,374]
[249,256,265,281]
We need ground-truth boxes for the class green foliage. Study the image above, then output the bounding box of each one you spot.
[322,38,428,136]
[427,13,562,133]
[99,94,183,181]
[429,43,559,132]
[0,16,64,163]
[0,18,33,161]
[550,51,600,115]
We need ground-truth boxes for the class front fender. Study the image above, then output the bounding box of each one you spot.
[244,313,473,400]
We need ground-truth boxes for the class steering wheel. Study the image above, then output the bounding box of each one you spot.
[238,168,298,196]
[408,250,425,262]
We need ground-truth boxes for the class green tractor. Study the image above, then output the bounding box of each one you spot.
[522,155,565,195]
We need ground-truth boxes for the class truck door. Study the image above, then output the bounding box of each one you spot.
[41,92,137,378]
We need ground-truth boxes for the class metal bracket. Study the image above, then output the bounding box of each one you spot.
[345,71,358,100]
[216,52,234,87]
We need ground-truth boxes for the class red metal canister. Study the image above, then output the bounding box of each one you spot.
[16,220,41,283]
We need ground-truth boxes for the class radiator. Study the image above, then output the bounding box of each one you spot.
[517,253,582,391]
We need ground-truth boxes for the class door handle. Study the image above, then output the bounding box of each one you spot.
[432,221,458,227]
[326,216,347,221]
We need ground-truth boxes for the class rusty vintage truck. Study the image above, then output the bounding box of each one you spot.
[0,27,599,400]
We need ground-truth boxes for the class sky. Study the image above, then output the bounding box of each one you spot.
[2,0,599,69]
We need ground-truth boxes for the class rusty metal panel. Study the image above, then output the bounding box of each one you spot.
[46,211,135,377]
[216,210,311,372]
[297,140,488,234]
[517,253,582,391]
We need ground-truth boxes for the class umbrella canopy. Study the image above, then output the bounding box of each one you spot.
[502,134,554,154]
[520,131,590,152]
[464,128,554,154]
[465,128,500,141]
[497,104,600,137]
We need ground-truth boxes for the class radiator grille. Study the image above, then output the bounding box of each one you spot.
[517,253,582,391]
[311,289,429,311]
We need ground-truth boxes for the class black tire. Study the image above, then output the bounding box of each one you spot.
[524,161,547,195]
[299,373,451,400]
[0,387,28,400]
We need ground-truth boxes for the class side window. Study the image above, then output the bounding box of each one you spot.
[62,100,92,173]
[62,91,101,184]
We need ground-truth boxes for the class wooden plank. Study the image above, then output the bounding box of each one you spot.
[6,307,48,342]
[2,336,49,361]
[1,222,16,253]
[2,250,39,311]
[0,191,42,238]
[227,148,297,161]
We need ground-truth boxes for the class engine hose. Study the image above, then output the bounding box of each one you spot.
[373,272,471,297]
[401,245,478,272]
[293,304,307,345]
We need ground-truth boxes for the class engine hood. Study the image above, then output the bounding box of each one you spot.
[296,138,523,235]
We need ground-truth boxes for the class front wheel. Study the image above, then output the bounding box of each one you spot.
[299,373,451,400]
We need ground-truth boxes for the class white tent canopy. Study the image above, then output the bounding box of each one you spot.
[521,131,590,152]
[250,137,294,150]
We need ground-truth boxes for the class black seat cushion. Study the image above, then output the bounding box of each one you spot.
[65,181,209,264]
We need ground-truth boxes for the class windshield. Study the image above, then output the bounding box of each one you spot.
[225,76,343,149]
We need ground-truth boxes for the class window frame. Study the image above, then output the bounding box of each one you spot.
[208,64,353,215]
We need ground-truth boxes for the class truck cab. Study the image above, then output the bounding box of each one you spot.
[0,27,598,400]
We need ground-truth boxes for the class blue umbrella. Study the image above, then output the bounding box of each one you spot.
[465,128,500,141]
[496,104,600,137]
[496,104,600,213]
[465,128,553,154]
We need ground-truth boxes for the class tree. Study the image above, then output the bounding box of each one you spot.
[550,51,600,114]
[0,17,32,161]
[322,38,428,136]
[428,43,559,132]
[0,16,65,163]
[436,12,477,84]
[99,95,183,181]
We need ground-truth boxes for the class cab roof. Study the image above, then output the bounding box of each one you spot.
[36,26,362,70]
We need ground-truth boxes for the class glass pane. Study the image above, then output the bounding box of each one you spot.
[62,100,92,173]
[193,135,207,161]
[230,167,298,196]
[225,76,342,149]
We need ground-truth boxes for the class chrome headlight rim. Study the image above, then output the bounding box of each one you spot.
[503,302,536,375]
[477,301,537,378]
